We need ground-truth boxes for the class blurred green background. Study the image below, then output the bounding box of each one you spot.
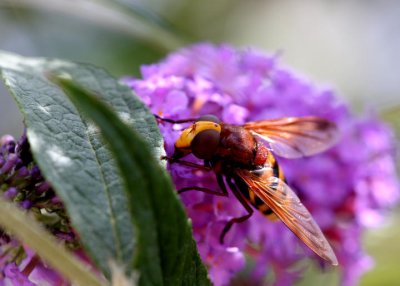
[0,1,399,285]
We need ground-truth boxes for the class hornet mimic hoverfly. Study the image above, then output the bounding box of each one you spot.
[156,114,339,266]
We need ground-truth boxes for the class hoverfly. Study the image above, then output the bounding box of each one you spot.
[156,114,339,265]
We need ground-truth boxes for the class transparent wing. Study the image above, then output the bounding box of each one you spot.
[235,168,338,265]
[243,117,338,158]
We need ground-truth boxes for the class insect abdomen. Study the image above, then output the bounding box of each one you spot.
[235,179,278,220]
[234,156,285,220]
[253,195,277,219]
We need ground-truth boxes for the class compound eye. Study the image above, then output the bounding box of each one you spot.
[196,114,221,124]
[191,129,220,160]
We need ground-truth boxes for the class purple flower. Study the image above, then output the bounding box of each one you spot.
[125,43,399,286]
[0,246,69,286]
[4,187,18,200]
[1,263,36,286]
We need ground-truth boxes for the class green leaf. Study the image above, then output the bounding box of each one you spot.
[53,77,211,286]
[0,50,164,277]
[0,196,107,286]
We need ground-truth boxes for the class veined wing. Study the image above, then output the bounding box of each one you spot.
[243,117,338,158]
[235,168,338,265]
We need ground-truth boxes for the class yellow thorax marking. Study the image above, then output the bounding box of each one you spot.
[175,121,221,149]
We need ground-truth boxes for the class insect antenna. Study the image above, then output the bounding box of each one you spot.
[154,114,197,124]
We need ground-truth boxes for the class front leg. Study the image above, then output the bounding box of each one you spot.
[178,174,229,197]
[162,156,212,172]
[178,186,227,196]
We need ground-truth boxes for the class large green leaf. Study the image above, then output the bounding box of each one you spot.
[54,77,211,286]
[0,50,163,277]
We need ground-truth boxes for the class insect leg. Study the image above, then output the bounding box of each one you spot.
[162,156,212,171]
[154,114,197,124]
[178,174,229,197]
[219,177,254,244]
[178,186,227,196]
